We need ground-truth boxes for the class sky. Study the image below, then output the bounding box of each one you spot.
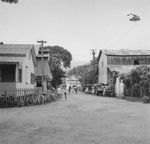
[0,0,150,62]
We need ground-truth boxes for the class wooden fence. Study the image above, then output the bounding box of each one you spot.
[124,87,150,98]
[0,88,41,107]
[0,88,61,108]
[0,88,41,97]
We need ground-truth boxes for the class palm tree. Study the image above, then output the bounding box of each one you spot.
[1,0,18,3]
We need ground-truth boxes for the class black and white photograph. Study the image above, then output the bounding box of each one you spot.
[0,0,150,143]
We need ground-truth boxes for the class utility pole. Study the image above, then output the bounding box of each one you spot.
[90,49,96,63]
[90,49,97,84]
[37,40,47,93]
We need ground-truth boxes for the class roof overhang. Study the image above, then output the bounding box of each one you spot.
[107,65,136,74]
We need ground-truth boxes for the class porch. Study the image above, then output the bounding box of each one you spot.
[0,63,22,92]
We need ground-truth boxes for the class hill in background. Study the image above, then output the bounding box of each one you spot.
[70,61,89,69]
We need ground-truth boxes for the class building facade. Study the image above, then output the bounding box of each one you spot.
[0,44,37,93]
[65,75,81,89]
[98,49,150,84]
[35,49,52,92]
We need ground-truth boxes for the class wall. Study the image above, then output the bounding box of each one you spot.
[20,50,35,89]
[115,77,124,98]
[107,55,150,65]
[35,58,50,76]
[0,49,36,93]
[98,52,108,84]
[65,76,81,89]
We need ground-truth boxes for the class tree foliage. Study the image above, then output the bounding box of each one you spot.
[1,0,18,3]
[68,59,98,85]
[123,66,150,97]
[43,46,72,88]
[51,67,66,88]
[44,46,72,70]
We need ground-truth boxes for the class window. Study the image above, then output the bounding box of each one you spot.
[29,52,31,60]
[18,68,22,82]
[25,66,28,84]
[134,59,139,65]
[36,81,42,87]
[31,73,35,84]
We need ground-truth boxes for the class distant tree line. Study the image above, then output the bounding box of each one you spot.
[68,59,98,86]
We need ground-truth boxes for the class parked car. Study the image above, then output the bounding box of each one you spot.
[103,84,115,97]
[92,83,105,96]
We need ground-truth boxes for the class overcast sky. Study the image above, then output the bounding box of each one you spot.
[0,0,150,62]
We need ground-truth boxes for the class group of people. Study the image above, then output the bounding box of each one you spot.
[57,85,67,100]
[68,85,78,94]
[57,85,79,100]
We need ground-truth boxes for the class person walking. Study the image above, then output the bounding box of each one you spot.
[68,85,71,94]
[74,86,78,93]
[63,85,67,99]
[57,86,62,99]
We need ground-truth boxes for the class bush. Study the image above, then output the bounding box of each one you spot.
[142,96,150,103]
[132,83,141,98]
[104,84,115,97]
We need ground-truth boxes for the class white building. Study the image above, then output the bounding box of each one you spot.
[0,44,37,94]
[65,75,81,89]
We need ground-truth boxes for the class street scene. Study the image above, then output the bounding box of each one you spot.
[1,0,150,143]
[0,92,150,144]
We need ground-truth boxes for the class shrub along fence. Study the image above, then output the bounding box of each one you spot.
[124,85,150,103]
[0,88,60,108]
[124,86,150,98]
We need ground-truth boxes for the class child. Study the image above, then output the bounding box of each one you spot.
[68,85,71,94]
[62,85,67,99]
[64,85,67,99]
[57,86,62,98]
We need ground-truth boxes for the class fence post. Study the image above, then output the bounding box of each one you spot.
[131,87,133,97]
[140,88,143,98]
[5,91,7,97]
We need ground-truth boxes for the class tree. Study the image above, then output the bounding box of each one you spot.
[123,66,150,97]
[68,59,98,85]
[51,67,66,88]
[1,0,18,3]
[44,46,72,70]
[43,46,72,88]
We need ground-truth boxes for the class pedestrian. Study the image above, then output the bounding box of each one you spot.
[91,87,95,95]
[68,85,71,94]
[57,86,62,98]
[85,87,88,93]
[75,86,77,93]
[63,85,67,99]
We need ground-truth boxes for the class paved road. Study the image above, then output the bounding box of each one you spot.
[0,93,150,144]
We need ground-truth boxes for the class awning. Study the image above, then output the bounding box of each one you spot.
[108,65,136,74]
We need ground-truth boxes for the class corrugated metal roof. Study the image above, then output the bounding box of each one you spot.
[0,44,37,65]
[102,49,150,56]
[108,65,136,74]
[0,44,34,55]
